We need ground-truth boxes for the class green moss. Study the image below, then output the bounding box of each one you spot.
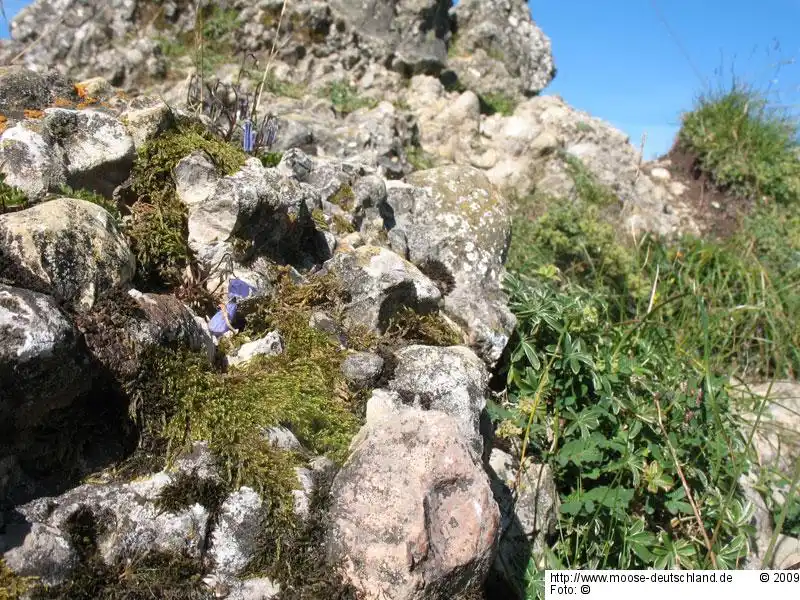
[0,173,28,213]
[259,151,283,168]
[1,559,36,600]
[384,307,463,347]
[332,213,355,234]
[329,184,355,211]
[246,469,361,600]
[155,470,228,515]
[58,185,121,223]
[480,92,518,117]
[125,120,246,290]
[311,208,329,231]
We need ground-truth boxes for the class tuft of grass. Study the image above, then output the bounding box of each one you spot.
[259,151,284,168]
[58,185,121,223]
[319,81,378,116]
[329,184,355,211]
[481,92,518,117]
[0,173,28,213]
[678,80,800,205]
[125,120,246,290]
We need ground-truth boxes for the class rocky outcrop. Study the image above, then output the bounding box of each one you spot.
[389,165,515,365]
[449,0,555,97]
[0,198,135,312]
[328,408,500,599]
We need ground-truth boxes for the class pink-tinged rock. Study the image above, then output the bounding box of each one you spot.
[327,408,500,599]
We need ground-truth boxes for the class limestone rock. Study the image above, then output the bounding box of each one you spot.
[323,245,441,332]
[0,284,88,438]
[328,408,500,599]
[396,166,515,365]
[227,332,284,368]
[209,487,264,579]
[0,122,67,201]
[449,0,556,96]
[0,198,135,312]
[42,108,135,196]
[341,351,384,389]
[390,344,489,454]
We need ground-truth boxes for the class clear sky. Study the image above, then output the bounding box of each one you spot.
[3,0,799,158]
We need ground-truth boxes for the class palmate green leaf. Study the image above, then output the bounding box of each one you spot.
[557,437,603,467]
[665,487,693,515]
[563,405,603,438]
[652,535,697,569]
[714,532,750,568]
[625,519,656,563]
[644,461,674,493]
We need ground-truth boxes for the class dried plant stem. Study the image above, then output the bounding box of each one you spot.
[254,0,289,119]
[654,395,718,568]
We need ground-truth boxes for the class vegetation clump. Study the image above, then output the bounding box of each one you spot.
[0,559,36,600]
[320,81,378,116]
[501,107,800,593]
[0,173,28,213]
[480,92,518,117]
[678,80,800,205]
[384,307,463,347]
[125,120,246,290]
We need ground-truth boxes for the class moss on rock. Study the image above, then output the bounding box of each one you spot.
[125,120,246,290]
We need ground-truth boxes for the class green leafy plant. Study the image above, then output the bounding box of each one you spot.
[0,173,28,213]
[58,185,121,223]
[481,92,518,116]
[319,80,378,115]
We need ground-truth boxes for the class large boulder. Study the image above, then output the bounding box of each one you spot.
[391,166,515,365]
[1,472,210,586]
[323,245,442,332]
[389,344,489,454]
[42,108,136,196]
[0,198,135,312]
[328,408,500,599]
[0,284,89,433]
[449,0,555,97]
[329,0,451,76]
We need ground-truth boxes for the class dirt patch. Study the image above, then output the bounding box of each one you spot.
[661,144,756,239]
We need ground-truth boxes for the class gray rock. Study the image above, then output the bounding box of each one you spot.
[488,449,559,594]
[0,66,77,114]
[263,426,303,452]
[341,351,384,389]
[179,157,316,278]
[399,166,515,365]
[329,0,451,76]
[390,345,489,454]
[328,407,500,600]
[0,284,89,432]
[209,487,264,578]
[364,388,403,426]
[120,98,175,150]
[0,122,67,201]
[323,245,441,333]
[0,198,135,312]
[42,108,135,196]
[227,331,284,368]
[2,472,210,580]
[449,0,556,96]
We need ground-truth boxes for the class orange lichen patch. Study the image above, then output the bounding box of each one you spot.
[23,109,44,119]
[0,115,7,135]
[74,82,90,98]
[52,96,76,108]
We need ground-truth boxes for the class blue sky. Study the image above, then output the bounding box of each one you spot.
[3,0,799,158]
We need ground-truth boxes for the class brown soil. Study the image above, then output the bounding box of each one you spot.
[662,143,756,239]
